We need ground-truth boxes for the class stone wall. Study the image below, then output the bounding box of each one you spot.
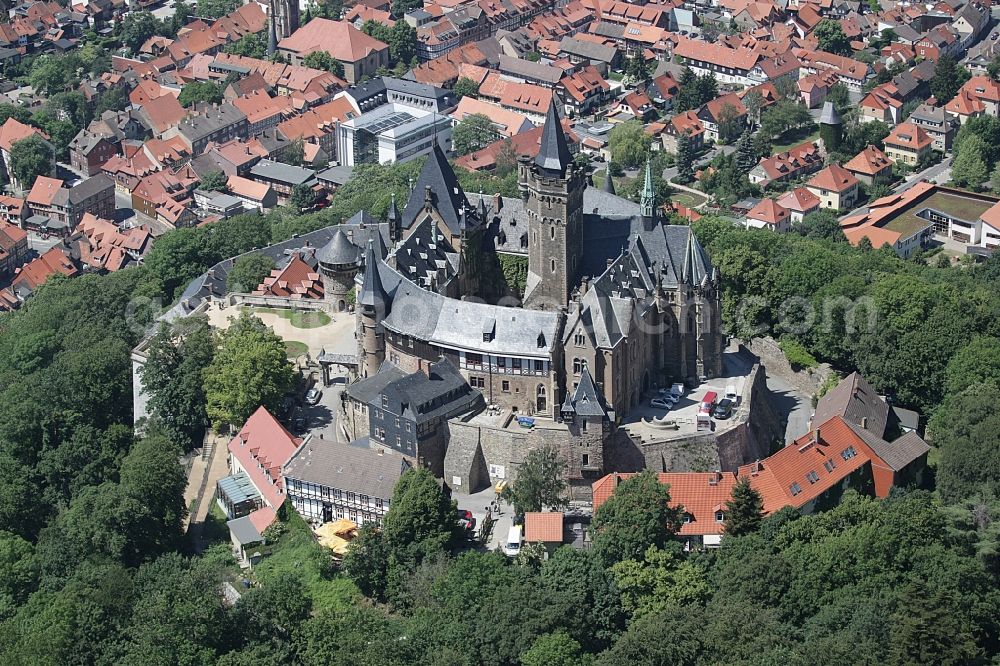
[618,364,783,474]
[744,337,835,400]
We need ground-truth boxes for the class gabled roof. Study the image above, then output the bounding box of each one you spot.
[279,19,389,62]
[775,187,820,213]
[524,512,564,542]
[844,144,892,176]
[814,371,890,439]
[885,122,932,152]
[227,407,302,510]
[561,367,606,417]
[747,198,790,226]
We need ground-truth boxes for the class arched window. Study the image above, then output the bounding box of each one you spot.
[550,225,556,239]
[536,384,547,413]
[573,358,587,375]
[550,258,556,273]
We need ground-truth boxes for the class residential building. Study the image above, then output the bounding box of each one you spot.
[696,93,747,144]
[661,110,705,155]
[859,85,903,125]
[68,130,118,177]
[69,213,153,272]
[775,187,821,223]
[25,174,115,232]
[247,159,317,202]
[452,96,535,139]
[278,18,389,84]
[844,145,894,186]
[217,407,303,526]
[672,37,761,87]
[0,222,28,279]
[806,164,860,210]
[283,438,410,526]
[557,65,612,117]
[228,174,278,211]
[523,512,566,555]
[0,118,53,191]
[593,472,738,549]
[907,103,957,153]
[745,198,791,232]
[748,141,823,187]
[884,122,933,166]
[170,103,249,155]
[252,250,324,298]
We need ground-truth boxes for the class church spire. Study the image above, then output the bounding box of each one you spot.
[387,192,401,242]
[267,7,277,57]
[358,240,388,310]
[534,99,573,176]
[640,160,656,230]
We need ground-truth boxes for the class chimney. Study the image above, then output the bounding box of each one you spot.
[377,448,384,456]
[581,277,589,295]
[860,416,868,429]
[813,428,821,444]
[493,193,502,212]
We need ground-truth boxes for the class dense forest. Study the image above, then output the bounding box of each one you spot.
[1,158,1000,663]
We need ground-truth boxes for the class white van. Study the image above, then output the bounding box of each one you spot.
[503,525,523,557]
[725,384,738,405]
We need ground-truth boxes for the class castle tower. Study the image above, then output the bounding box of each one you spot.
[819,101,843,154]
[317,229,361,311]
[559,368,609,480]
[356,241,390,378]
[269,0,300,41]
[521,100,586,311]
[640,160,656,231]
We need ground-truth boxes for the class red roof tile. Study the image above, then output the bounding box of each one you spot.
[524,512,564,542]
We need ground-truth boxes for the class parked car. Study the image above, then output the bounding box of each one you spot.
[650,397,671,410]
[503,525,523,557]
[292,415,307,432]
[668,382,685,403]
[305,388,322,405]
[457,509,476,532]
[713,398,734,420]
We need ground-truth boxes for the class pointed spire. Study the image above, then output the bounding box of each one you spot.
[358,240,388,309]
[820,101,842,126]
[602,169,616,195]
[267,10,277,56]
[534,99,573,176]
[387,192,400,224]
[682,232,693,285]
[477,187,488,219]
[640,160,655,217]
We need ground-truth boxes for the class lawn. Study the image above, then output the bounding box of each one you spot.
[242,306,331,329]
[771,125,820,153]
[672,191,708,208]
[285,340,309,358]
[251,506,359,611]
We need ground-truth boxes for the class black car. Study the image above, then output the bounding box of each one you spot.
[713,398,733,420]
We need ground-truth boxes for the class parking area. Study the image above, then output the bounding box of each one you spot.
[622,347,754,443]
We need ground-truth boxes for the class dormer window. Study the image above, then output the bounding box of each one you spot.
[382,395,388,409]
[715,511,725,522]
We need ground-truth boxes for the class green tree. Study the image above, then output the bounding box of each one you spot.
[931,384,1000,502]
[723,478,764,538]
[199,170,229,192]
[500,445,567,518]
[452,113,496,156]
[289,182,316,211]
[694,73,718,109]
[625,52,650,84]
[203,311,295,431]
[140,316,215,451]
[285,138,306,166]
[224,32,267,59]
[888,581,982,665]
[591,471,682,566]
[29,55,80,96]
[734,127,757,173]
[609,120,651,169]
[673,66,698,112]
[227,252,277,293]
[9,135,52,189]
[195,0,241,18]
[742,88,764,127]
[944,337,1000,396]
[388,20,417,66]
[675,131,695,184]
[391,0,422,17]
[827,82,851,114]
[302,51,345,77]
[930,54,971,104]
[951,135,988,189]
[120,10,159,53]
[522,631,588,666]
[814,19,852,56]
[0,531,39,607]
[313,0,343,19]
[453,76,480,99]
[177,81,223,108]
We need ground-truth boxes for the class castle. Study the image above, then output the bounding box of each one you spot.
[329,102,724,491]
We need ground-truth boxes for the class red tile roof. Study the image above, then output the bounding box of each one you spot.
[12,246,78,291]
[807,163,859,193]
[228,407,303,510]
[747,198,790,226]
[775,187,820,213]
[844,145,892,176]
[253,252,323,299]
[0,117,47,153]
[26,176,65,207]
[278,18,387,63]
[885,122,933,153]
[524,512,564,542]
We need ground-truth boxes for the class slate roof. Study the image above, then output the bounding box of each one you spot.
[282,437,411,500]
[561,367,606,417]
[844,421,930,472]
[346,361,410,404]
[374,357,482,425]
[813,371,890,439]
[394,216,460,289]
[317,229,362,266]
[535,100,573,175]
[402,144,469,235]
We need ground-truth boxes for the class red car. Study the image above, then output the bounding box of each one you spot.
[457,509,476,531]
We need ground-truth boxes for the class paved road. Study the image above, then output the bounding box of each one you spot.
[731,344,812,444]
